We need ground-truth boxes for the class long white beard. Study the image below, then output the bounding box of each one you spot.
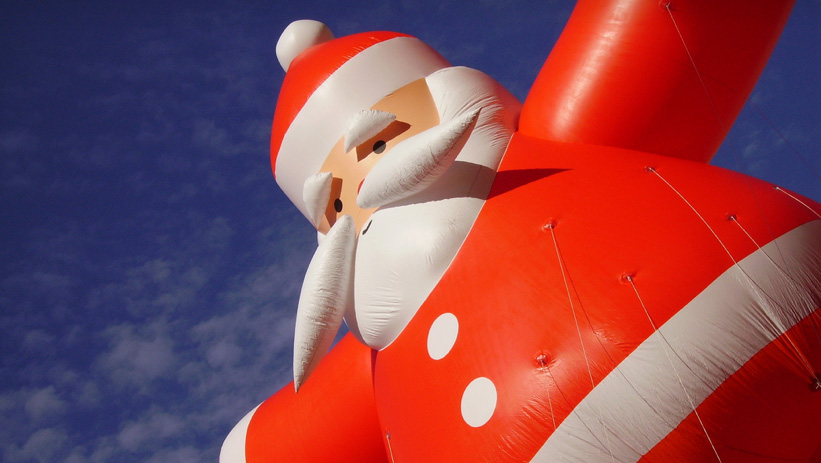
[292,215,356,391]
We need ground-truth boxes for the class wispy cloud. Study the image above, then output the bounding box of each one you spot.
[0,128,39,153]
[24,387,67,421]
[18,427,69,463]
[117,407,185,452]
[96,322,178,388]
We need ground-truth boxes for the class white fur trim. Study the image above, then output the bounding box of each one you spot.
[219,404,259,463]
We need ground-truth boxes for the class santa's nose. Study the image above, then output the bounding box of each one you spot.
[220,406,258,463]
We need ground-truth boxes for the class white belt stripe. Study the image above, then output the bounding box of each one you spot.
[531,219,821,462]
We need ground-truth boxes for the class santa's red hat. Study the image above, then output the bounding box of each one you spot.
[271,20,449,219]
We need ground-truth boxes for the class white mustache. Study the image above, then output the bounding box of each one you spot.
[357,109,479,209]
[292,215,356,392]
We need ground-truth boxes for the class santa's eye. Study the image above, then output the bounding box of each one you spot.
[373,140,386,153]
[333,198,343,213]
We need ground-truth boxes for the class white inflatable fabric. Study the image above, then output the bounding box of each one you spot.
[219,404,259,463]
[275,20,334,71]
[356,109,479,209]
[293,215,356,391]
[347,67,521,350]
[302,172,333,227]
[344,109,397,153]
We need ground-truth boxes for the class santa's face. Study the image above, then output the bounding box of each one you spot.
[291,66,521,386]
[315,78,440,234]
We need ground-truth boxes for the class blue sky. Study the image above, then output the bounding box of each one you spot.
[1,2,818,462]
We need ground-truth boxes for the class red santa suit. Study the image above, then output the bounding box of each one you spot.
[222,1,821,462]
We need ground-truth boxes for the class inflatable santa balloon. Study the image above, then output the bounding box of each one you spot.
[222,1,821,462]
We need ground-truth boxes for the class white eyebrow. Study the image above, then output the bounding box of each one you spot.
[344,109,396,153]
[302,172,333,227]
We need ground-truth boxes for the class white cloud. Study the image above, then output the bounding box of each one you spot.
[2,270,76,306]
[20,428,68,463]
[204,217,234,249]
[65,446,88,463]
[88,437,118,463]
[145,445,204,463]
[0,128,39,153]
[205,340,242,369]
[24,387,66,421]
[117,408,184,452]
[192,118,241,156]
[22,330,56,354]
[87,253,210,318]
[97,323,177,388]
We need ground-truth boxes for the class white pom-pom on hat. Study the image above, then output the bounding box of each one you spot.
[276,20,335,71]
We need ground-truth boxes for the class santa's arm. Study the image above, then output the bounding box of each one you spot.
[220,334,388,463]
[519,0,794,163]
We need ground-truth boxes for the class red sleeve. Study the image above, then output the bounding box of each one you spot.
[245,334,388,463]
[519,0,794,163]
